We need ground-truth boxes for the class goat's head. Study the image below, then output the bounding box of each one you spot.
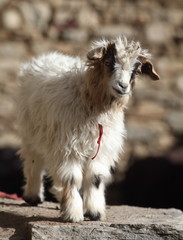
[87,37,160,104]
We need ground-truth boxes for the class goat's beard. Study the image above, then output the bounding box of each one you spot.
[111,92,130,110]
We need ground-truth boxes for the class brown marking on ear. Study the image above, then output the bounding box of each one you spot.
[138,56,160,80]
[141,61,160,80]
[87,47,105,60]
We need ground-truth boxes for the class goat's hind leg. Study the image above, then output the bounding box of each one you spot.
[21,149,45,206]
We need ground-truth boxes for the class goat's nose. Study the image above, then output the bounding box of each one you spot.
[118,82,128,90]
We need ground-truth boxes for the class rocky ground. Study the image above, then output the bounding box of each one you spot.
[1,198,183,240]
[0,0,183,233]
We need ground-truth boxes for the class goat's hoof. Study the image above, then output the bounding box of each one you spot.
[85,211,101,221]
[23,195,43,206]
[61,213,84,223]
[61,217,83,223]
[61,216,74,223]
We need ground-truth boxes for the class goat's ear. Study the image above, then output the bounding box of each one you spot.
[87,47,105,60]
[138,56,160,80]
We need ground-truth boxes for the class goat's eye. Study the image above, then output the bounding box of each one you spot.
[134,67,141,75]
[105,60,115,73]
[132,62,141,75]
[134,70,138,75]
[130,69,139,82]
[105,61,111,66]
[132,69,138,76]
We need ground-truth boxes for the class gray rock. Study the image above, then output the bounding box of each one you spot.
[33,1,52,32]
[158,57,183,75]
[1,198,183,240]
[62,29,89,43]
[31,41,56,55]
[77,5,99,29]
[127,124,157,143]
[0,42,28,58]
[0,132,20,148]
[134,88,183,109]
[18,1,52,32]
[94,25,137,39]
[29,206,183,240]
[0,97,14,117]
[53,9,72,27]
[166,111,183,133]
[146,22,174,44]
[0,58,20,72]
[175,75,183,95]
[167,8,183,26]
[126,121,166,143]
[18,2,36,28]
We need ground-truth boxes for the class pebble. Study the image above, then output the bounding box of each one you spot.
[166,111,183,133]
[33,2,52,31]
[0,98,14,118]
[18,1,52,32]
[2,8,23,30]
[167,8,183,26]
[77,6,100,28]
[18,2,35,27]
[54,9,73,27]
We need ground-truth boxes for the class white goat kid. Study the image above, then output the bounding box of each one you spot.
[17,37,159,222]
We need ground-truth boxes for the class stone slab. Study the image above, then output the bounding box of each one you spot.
[0,198,183,240]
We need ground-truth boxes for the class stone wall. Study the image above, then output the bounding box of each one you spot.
[0,0,183,172]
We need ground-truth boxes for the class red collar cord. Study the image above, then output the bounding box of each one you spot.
[92,124,103,160]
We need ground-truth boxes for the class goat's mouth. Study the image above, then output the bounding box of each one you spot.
[112,87,130,96]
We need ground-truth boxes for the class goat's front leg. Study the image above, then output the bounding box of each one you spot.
[83,161,111,221]
[52,162,83,222]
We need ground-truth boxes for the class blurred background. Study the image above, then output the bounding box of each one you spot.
[0,0,183,209]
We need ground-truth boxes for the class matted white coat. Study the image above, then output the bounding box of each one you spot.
[17,37,159,222]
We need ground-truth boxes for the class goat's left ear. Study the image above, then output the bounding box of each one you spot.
[87,42,116,63]
[87,47,105,60]
[138,56,160,80]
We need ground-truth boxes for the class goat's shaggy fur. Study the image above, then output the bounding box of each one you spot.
[17,36,159,222]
